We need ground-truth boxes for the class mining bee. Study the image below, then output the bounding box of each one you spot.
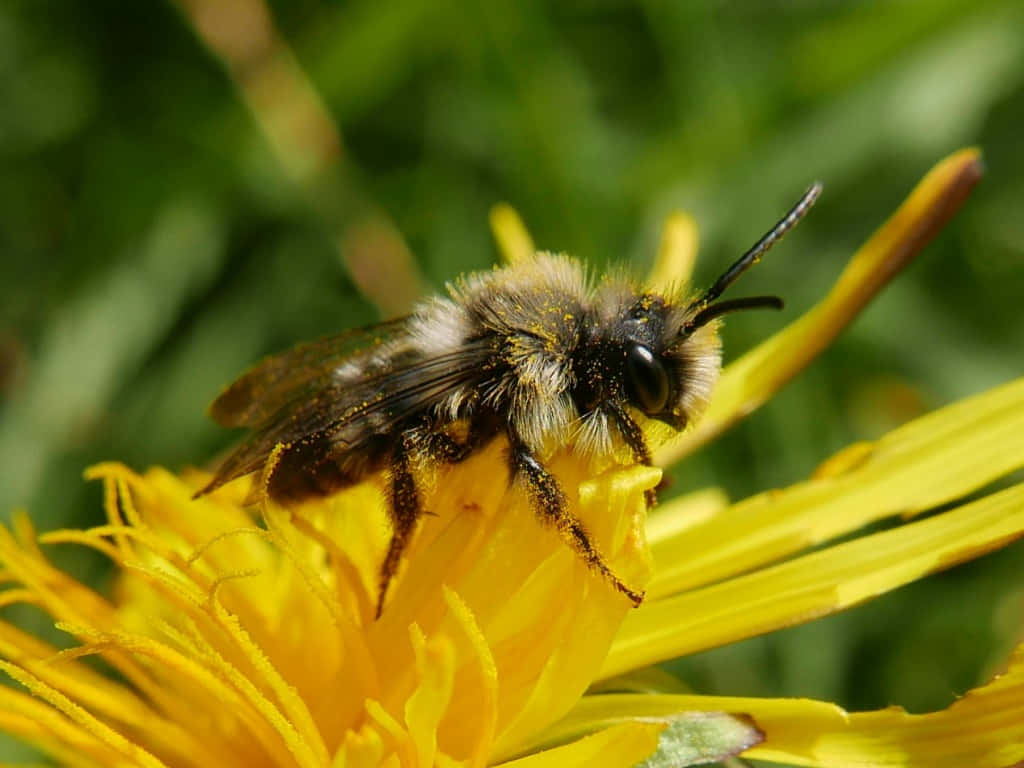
[198,183,822,616]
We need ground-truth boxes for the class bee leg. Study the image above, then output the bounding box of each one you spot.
[508,437,645,607]
[378,432,422,619]
[423,420,492,464]
[606,403,658,507]
[423,432,475,464]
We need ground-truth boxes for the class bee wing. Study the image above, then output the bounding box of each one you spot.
[209,317,409,428]
[199,342,493,496]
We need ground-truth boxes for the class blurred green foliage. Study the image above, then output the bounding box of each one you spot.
[1,0,1023,763]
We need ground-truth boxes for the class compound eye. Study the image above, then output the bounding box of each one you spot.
[626,345,669,415]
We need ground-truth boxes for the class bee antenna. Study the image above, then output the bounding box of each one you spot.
[683,295,783,334]
[690,182,822,310]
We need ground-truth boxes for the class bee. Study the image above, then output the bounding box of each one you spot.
[198,183,822,617]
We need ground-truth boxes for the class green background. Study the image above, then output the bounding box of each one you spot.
[2,0,1023,764]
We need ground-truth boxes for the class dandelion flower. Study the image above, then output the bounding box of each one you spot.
[2,148,1023,767]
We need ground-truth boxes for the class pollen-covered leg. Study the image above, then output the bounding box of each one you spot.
[607,403,658,508]
[508,438,645,607]
[423,414,500,465]
[422,426,479,464]
[378,433,422,618]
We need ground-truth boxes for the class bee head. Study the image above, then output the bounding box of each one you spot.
[618,181,823,431]
[617,294,721,431]
[616,292,779,431]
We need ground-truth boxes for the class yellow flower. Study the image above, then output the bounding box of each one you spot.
[2,148,1023,767]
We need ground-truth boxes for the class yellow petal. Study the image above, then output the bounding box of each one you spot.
[645,487,729,548]
[522,710,762,768]
[588,665,692,696]
[496,722,664,768]
[53,622,295,766]
[645,211,699,294]
[208,592,330,768]
[649,375,1024,599]
[365,698,415,767]
[487,461,656,760]
[489,203,536,265]
[655,147,984,467]
[0,686,123,767]
[404,625,455,768]
[0,617,220,766]
[334,723,388,768]
[433,588,498,767]
[548,643,1024,767]
[603,480,1024,678]
[0,661,168,768]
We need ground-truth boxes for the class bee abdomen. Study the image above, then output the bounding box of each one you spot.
[266,434,391,503]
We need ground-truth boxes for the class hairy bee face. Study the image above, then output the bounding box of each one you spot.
[618,292,723,432]
[569,286,722,453]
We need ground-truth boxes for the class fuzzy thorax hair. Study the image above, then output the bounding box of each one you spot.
[408,252,722,460]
